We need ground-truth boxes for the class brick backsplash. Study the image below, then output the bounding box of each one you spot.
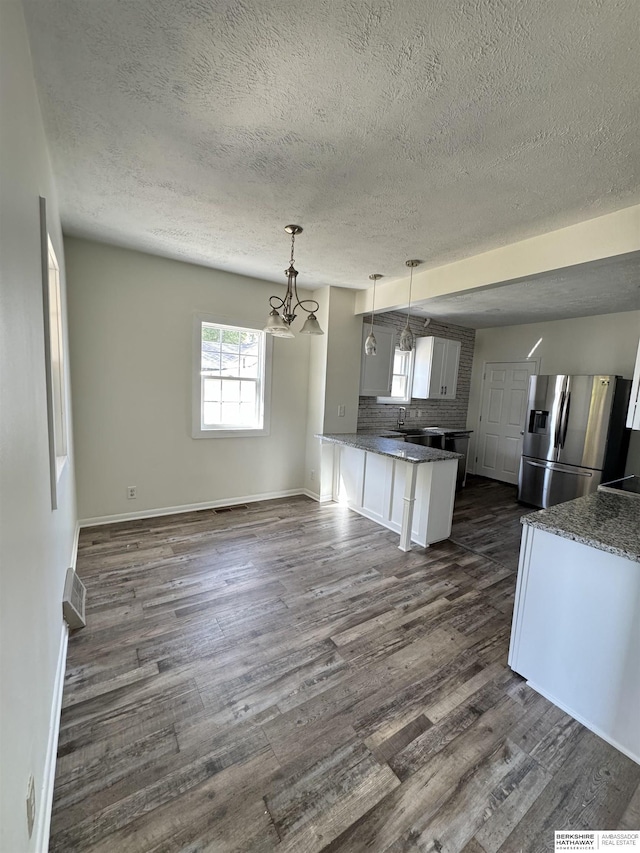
[358,312,476,431]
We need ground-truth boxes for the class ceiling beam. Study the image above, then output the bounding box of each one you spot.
[355,203,640,316]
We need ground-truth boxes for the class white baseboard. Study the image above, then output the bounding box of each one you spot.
[35,621,68,853]
[70,521,80,570]
[301,489,335,503]
[78,488,313,528]
[526,679,640,766]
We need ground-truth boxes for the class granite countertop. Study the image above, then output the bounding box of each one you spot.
[521,492,640,563]
[316,433,462,464]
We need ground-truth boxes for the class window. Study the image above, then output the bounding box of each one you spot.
[40,196,69,509]
[192,316,272,437]
[377,347,415,404]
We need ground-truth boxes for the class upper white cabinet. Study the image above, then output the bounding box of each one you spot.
[412,336,460,399]
[627,337,640,430]
[359,325,395,396]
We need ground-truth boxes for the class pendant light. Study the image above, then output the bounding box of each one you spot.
[399,259,420,352]
[364,274,382,355]
[264,225,324,338]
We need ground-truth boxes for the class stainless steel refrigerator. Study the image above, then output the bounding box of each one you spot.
[518,374,631,508]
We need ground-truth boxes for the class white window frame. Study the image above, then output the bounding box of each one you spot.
[377,347,415,404]
[40,197,69,509]
[192,313,272,438]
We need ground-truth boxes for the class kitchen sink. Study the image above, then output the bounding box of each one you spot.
[395,426,441,436]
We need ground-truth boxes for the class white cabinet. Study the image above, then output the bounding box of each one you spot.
[626,337,640,430]
[359,325,395,396]
[412,336,460,399]
[509,524,640,763]
[329,442,458,551]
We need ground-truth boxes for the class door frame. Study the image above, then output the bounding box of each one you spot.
[473,358,541,478]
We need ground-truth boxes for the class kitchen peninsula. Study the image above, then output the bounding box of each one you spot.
[316,433,461,551]
[509,489,640,763]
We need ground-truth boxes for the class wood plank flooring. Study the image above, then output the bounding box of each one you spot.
[50,477,640,852]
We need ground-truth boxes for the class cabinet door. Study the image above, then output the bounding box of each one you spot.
[360,325,395,396]
[627,338,640,430]
[412,336,434,399]
[430,338,447,397]
[442,339,461,398]
[413,336,460,399]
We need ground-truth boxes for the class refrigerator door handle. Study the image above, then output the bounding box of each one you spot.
[553,391,565,448]
[524,459,593,477]
[559,391,571,448]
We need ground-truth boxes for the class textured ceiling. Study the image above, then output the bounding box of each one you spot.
[23,0,640,296]
[411,253,640,328]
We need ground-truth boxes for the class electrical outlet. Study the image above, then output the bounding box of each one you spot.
[310,469,315,482]
[337,405,345,417]
[127,486,137,499]
[26,774,35,838]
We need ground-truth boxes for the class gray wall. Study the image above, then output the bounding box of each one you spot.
[357,312,476,431]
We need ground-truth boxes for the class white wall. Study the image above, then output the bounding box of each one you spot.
[303,287,362,499]
[65,238,311,521]
[0,3,78,850]
[467,311,640,476]
[303,289,330,499]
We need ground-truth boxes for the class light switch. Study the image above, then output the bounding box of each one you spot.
[338,405,346,417]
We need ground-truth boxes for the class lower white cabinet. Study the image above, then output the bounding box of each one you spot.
[412,336,460,399]
[359,324,395,396]
[331,443,457,550]
[509,525,640,763]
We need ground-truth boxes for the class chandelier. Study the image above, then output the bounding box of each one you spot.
[263,225,324,338]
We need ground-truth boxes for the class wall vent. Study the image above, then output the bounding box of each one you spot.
[62,568,86,629]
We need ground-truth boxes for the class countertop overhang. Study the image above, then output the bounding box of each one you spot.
[521,492,640,563]
[316,433,463,464]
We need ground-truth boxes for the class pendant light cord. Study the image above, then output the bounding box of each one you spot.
[370,277,376,332]
[406,264,413,322]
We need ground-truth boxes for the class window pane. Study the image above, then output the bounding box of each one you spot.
[203,401,220,425]
[221,379,240,402]
[391,375,407,398]
[220,346,240,376]
[240,381,256,403]
[201,341,221,374]
[240,355,259,377]
[203,378,221,402]
[222,329,241,345]
[202,324,220,343]
[237,404,256,426]
[221,402,241,423]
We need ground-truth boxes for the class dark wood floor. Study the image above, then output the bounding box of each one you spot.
[50,476,640,852]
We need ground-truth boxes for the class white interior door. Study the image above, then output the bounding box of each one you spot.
[476,362,537,484]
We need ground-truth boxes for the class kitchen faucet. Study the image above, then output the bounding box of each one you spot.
[397,407,406,428]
